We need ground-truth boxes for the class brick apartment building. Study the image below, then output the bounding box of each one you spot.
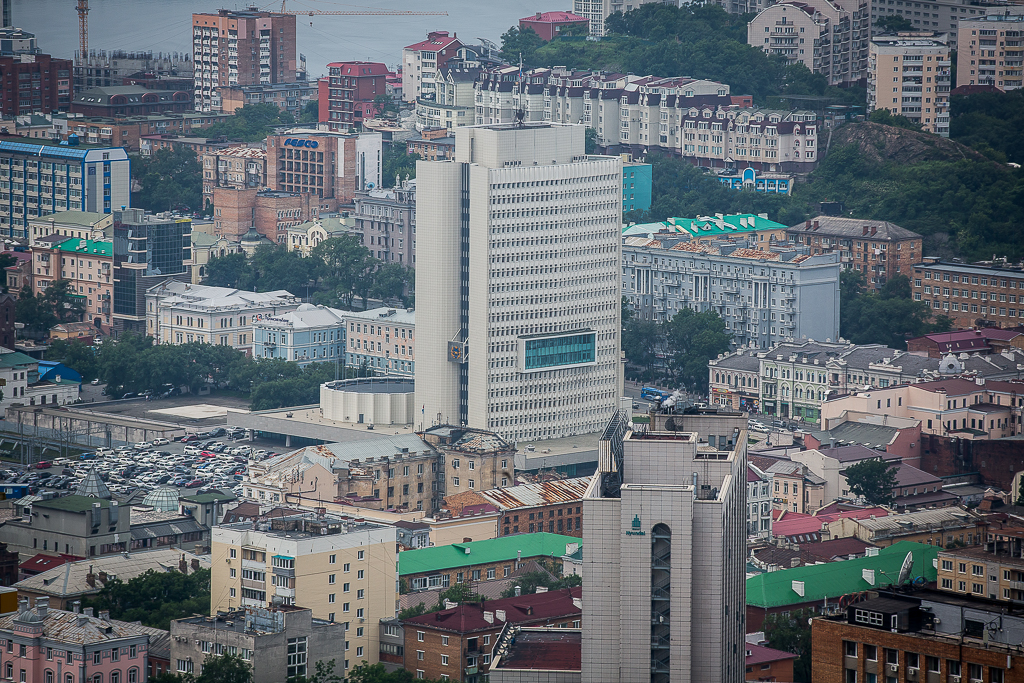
[912,257,1024,328]
[0,54,73,116]
[319,61,391,132]
[211,187,325,242]
[61,112,232,151]
[444,478,591,539]
[519,12,589,41]
[201,146,267,209]
[266,129,382,204]
[401,587,581,682]
[786,216,923,291]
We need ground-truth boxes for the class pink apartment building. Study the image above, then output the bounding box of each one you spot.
[0,598,153,683]
[32,239,113,333]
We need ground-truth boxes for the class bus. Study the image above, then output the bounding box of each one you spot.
[640,387,672,402]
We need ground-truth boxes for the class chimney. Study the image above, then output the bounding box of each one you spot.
[83,607,94,618]
[790,557,801,568]
[179,555,188,573]
[862,226,869,236]
[98,571,107,585]
[191,559,200,572]
[515,585,522,597]
[813,220,819,230]
[16,597,28,614]
[71,601,80,614]
[86,572,95,588]
[496,609,507,622]
[870,226,877,237]
[805,220,811,230]
[99,610,110,622]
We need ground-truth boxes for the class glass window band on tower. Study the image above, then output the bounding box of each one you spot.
[519,330,596,372]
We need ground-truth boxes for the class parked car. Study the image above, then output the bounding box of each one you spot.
[33,461,51,470]
[95,447,115,457]
[134,442,152,450]
[152,438,169,446]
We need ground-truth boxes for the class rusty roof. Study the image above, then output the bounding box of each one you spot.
[477,477,592,510]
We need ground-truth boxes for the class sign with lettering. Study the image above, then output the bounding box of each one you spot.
[626,514,646,536]
[284,138,319,149]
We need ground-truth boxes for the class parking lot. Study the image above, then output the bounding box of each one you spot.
[3,426,283,501]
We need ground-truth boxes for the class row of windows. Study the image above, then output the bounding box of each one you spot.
[841,641,1004,683]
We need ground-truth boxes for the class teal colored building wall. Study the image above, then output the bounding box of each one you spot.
[623,163,652,212]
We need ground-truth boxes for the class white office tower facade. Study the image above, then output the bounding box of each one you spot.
[415,123,622,442]
[583,408,747,683]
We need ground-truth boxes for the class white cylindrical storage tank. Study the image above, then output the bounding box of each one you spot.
[321,377,415,425]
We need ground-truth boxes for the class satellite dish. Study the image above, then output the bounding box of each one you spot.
[897,551,914,586]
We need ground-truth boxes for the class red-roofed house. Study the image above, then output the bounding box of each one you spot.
[745,643,797,681]
[401,587,581,681]
[19,553,82,579]
[402,31,464,103]
[906,328,1024,358]
[519,12,590,41]
[318,61,393,132]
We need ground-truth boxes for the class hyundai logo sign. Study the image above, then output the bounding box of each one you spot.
[284,138,319,148]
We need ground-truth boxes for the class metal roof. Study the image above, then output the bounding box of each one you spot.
[478,477,592,510]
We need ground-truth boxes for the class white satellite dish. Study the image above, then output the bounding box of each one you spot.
[896,551,914,586]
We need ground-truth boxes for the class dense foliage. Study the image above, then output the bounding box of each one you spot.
[15,281,87,339]
[383,145,420,188]
[950,88,1024,164]
[200,103,295,142]
[82,568,211,630]
[839,272,952,349]
[764,608,814,683]
[205,239,414,309]
[843,458,898,505]
[622,299,731,389]
[867,108,922,131]
[502,4,864,106]
[130,146,204,213]
[346,663,446,683]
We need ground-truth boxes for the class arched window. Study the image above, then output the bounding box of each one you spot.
[45,671,53,683]
[93,673,103,683]
[111,671,120,683]
[66,675,74,683]
[128,669,139,683]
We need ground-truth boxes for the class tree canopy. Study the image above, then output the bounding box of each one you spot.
[201,103,295,142]
[382,145,419,188]
[844,458,898,506]
[131,146,204,213]
[764,608,814,682]
[82,568,210,630]
[951,88,1024,164]
[622,304,731,389]
[840,272,952,349]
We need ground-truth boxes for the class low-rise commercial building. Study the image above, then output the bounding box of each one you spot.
[0,349,78,412]
[252,303,347,365]
[190,231,242,284]
[28,210,111,243]
[35,238,113,332]
[210,511,396,672]
[146,281,300,352]
[489,626,582,683]
[221,81,318,116]
[868,32,951,135]
[402,588,582,682]
[766,460,826,513]
[907,328,1024,357]
[171,606,343,683]
[285,214,356,256]
[72,85,192,117]
[398,533,580,591]
[937,544,1024,601]
[520,11,589,40]
[343,307,415,377]
[825,507,987,547]
[449,477,591,539]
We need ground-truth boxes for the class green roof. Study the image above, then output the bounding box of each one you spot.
[398,533,579,577]
[191,231,220,247]
[746,541,939,609]
[34,211,110,228]
[33,495,114,513]
[180,491,236,504]
[55,239,112,257]
[623,213,787,238]
[0,350,38,368]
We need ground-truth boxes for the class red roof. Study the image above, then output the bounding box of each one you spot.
[405,31,461,53]
[19,553,82,573]
[520,11,588,23]
[326,61,391,77]
[746,643,798,666]
[401,587,581,633]
[801,537,876,561]
[493,629,581,671]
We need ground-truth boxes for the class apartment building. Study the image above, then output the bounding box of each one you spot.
[221,81,318,116]
[74,49,190,91]
[957,12,1024,89]
[201,146,266,210]
[401,588,582,683]
[146,281,300,352]
[0,598,154,683]
[210,512,396,674]
[623,235,841,350]
[708,348,762,411]
[767,460,827,513]
[352,179,416,266]
[0,53,73,117]
[937,541,1024,602]
[266,129,382,204]
[35,238,113,332]
[401,31,464,103]
[625,213,790,247]
[420,424,516,505]
[171,606,343,683]
[520,11,590,40]
[787,216,923,291]
[912,258,1024,328]
[415,67,479,132]
[573,0,668,36]
[825,507,987,547]
[344,307,415,377]
[0,139,129,238]
[252,303,346,366]
[868,32,951,135]
[319,61,390,132]
[191,9,298,112]
[28,210,110,243]
[71,86,193,118]
[211,187,320,243]
[582,407,747,683]
[415,123,622,442]
[459,477,592,538]
[821,376,1024,439]
[48,112,231,151]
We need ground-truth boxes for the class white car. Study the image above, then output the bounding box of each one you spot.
[152,438,169,446]
[183,445,202,456]
[95,448,115,457]
[134,442,152,450]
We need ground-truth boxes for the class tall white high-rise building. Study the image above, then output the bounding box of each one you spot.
[415,123,622,443]
[582,407,747,683]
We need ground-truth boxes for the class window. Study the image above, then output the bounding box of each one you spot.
[417,651,425,661]
[330,574,336,584]
[864,645,877,661]
[441,655,449,666]
[287,637,308,679]
[357,551,365,560]
[330,554,337,564]
[442,636,449,646]
[176,660,194,674]
[94,652,102,665]
[417,631,425,642]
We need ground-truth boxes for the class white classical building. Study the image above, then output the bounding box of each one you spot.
[146,281,300,353]
[415,123,622,441]
[582,408,747,683]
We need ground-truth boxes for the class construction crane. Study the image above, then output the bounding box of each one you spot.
[76,0,89,61]
[277,1,447,16]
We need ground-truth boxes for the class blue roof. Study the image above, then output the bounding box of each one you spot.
[0,140,95,161]
[37,361,83,385]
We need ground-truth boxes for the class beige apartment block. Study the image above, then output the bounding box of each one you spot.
[957,12,1024,90]
[211,511,396,676]
[868,32,951,135]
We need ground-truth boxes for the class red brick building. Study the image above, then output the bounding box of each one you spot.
[786,216,923,292]
[0,54,73,116]
[266,130,379,204]
[212,187,331,243]
[401,588,581,683]
[745,643,797,682]
[519,12,590,41]
[319,61,391,132]
[453,477,591,539]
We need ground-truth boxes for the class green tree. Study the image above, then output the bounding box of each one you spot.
[499,25,545,68]
[663,309,732,391]
[840,272,952,349]
[82,568,211,630]
[43,279,86,323]
[373,93,399,119]
[844,458,898,506]
[622,317,662,377]
[951,88,1024,164]
[874,15,914,31]
[763,608,814,683]
[195,654,252,683]
[382,146,420,188]
[44,339,99,381]
[14,288,57,339]
[0,253,15,292]
[370,262,410,306]
[868,108,923,131]
[203,252,249,288]
[346,663,447,683]
[299,100,320,124]
[1017,476,1024,506]
[499,571,582,598]
[311,235,374,308]
[287,659,344,683]
[131,146,204,213]
[201,103,295,142]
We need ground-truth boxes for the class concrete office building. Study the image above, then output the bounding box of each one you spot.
[0,139,129,237]
[581,407,747,683]
[415,123,622,442]
[957,12,1024,90]
[622,235,841,349]
[868,32,951,135]
[210,511,396,674]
